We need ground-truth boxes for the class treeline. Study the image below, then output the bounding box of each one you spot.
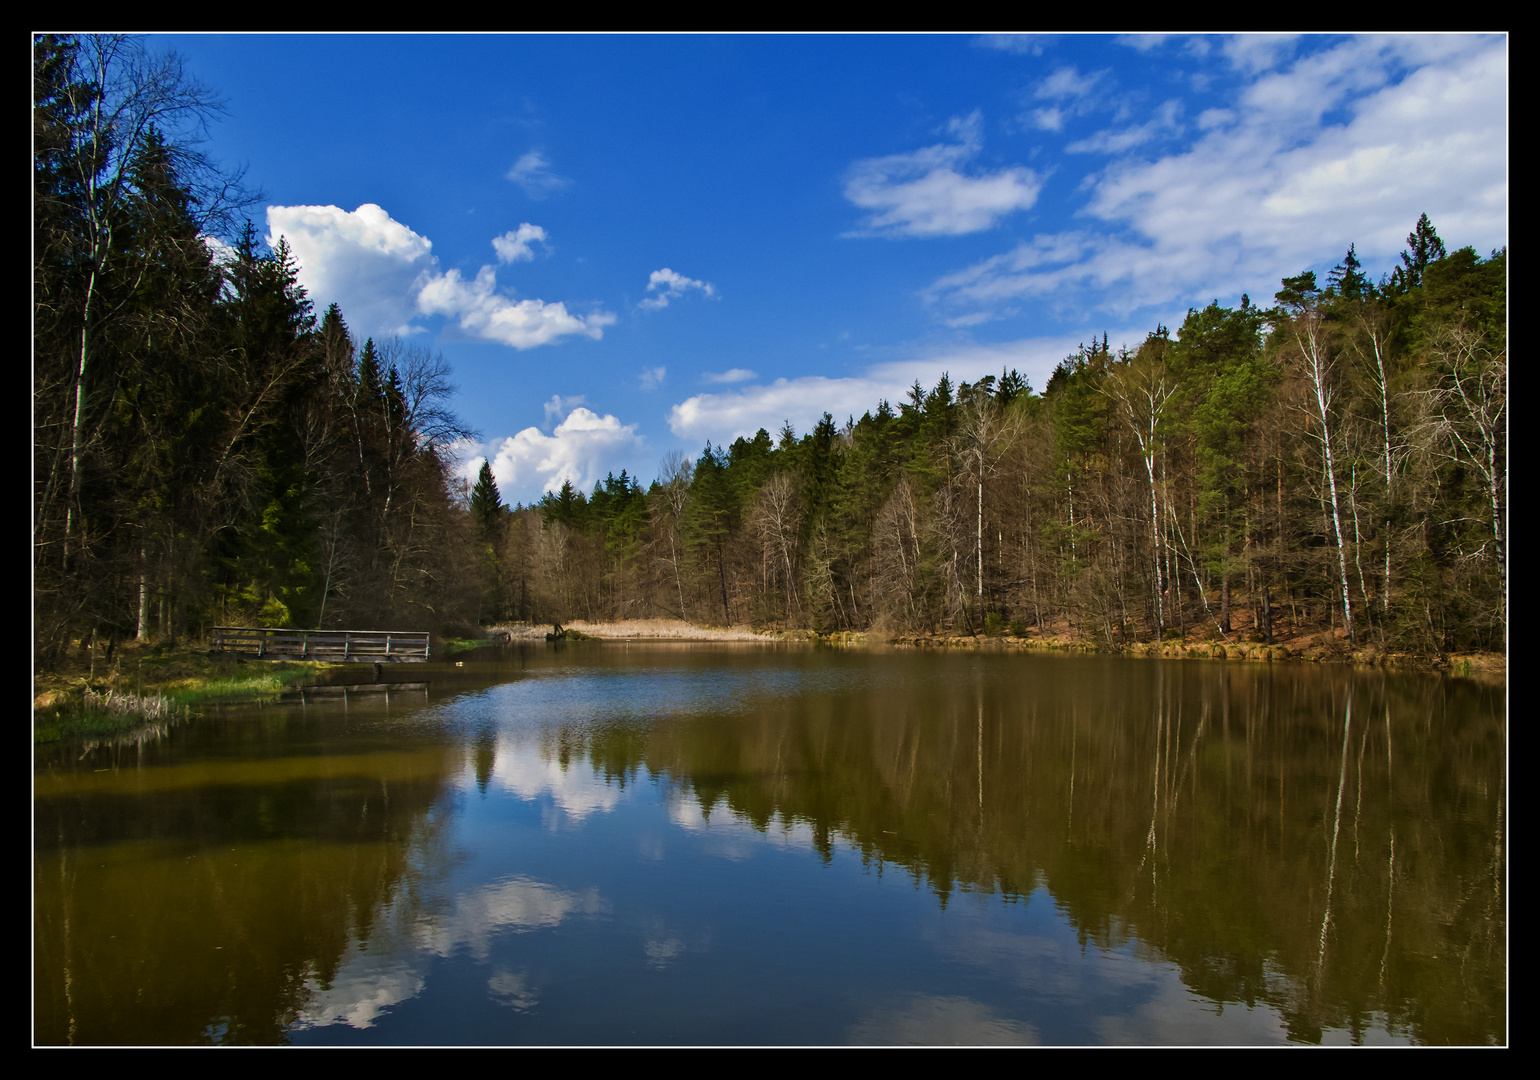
[480,218,1505,654]
[34,35,479,667]
[36,35,1505,664]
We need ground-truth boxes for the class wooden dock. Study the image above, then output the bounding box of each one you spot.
[210,627,430,663]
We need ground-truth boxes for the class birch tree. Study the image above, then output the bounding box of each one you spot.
[1104,337,1177,635]
[1275,272,1356,644]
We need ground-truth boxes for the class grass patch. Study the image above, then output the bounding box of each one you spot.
[34,692,186,744]
[34,642,340,743]
[161,666,317,708]
[441,637,495,655]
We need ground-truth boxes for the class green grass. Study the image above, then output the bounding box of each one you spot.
[34,689,187,744]
[34,656,334,744]
[441,637,495,655]
[35,705,166,744]
[163,666,317,707]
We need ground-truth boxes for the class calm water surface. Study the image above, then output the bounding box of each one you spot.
[34,645,1505,1045]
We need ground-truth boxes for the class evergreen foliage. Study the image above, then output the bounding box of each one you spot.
[33,38,1505,659]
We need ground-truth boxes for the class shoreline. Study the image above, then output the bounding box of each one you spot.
[488,620,1505,677]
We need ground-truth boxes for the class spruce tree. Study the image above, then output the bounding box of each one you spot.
[471,460,504,542]
[1400,213,1447,290]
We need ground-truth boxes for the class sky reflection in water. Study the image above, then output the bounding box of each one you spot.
[35,646,1502,1046]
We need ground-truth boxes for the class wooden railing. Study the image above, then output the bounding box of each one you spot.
[210,627,430,663]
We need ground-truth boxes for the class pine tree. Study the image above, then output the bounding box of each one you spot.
[1327,243,1368,299]
[1399,213,1447,290]
[471,460,504,542]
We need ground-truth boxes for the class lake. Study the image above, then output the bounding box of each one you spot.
[34,644,1506,1045]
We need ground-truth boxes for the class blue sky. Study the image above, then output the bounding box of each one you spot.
[147,33,1508,507]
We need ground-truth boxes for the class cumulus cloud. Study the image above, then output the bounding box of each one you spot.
[268,203,613,348]
[506,149,571,199]
[201,233,239,268]
[470,408,646,500]
[928,35,1507,322]
[843,112,1043,237]
[666,335,1110,446]
[267,203,436,337]
[639,366,666,390]
[417,264,614,349]
[639,267,717,310]
[492,223,550,263]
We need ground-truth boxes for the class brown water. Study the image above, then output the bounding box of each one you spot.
[33,645,1506,1045]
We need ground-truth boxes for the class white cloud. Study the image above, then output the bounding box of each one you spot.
[268,203,612,349]
[1023,66,1110,134]
[1035,65,1107,101]
[1067,99,1183,154]
[415,875,605,960]
[927,35,1507,322]
[666,335,1108,446]
[200,233,239,267]
[1197,107,1235,130]
[506,149,571,199]
[472,408,645,500]
[639,267,717,310]
[543,394,587,423]
[492,223,549,263]
[486,736,627,821]
[975,34,1052,56]
[1116,34,1177,54]
[639,366,666,390]
[843,112,1043,237]
[702,368,757,384]
[416,264,615,349]
[267,203,436,337]
[293,951,424,1030]
[1029,107,1065,132]
[1220,33,1301,76]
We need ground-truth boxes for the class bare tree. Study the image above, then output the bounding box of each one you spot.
[872,476,925,632]
[751,471,804,625]
[1103,345,1178,635]
[1412,326,1506,633]
[956,389,1020,620]
[651,451,693,619]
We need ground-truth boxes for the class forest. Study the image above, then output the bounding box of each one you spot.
[35,35,1507,668]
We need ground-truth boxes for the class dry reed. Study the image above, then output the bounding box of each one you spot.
[492,619,776,642]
